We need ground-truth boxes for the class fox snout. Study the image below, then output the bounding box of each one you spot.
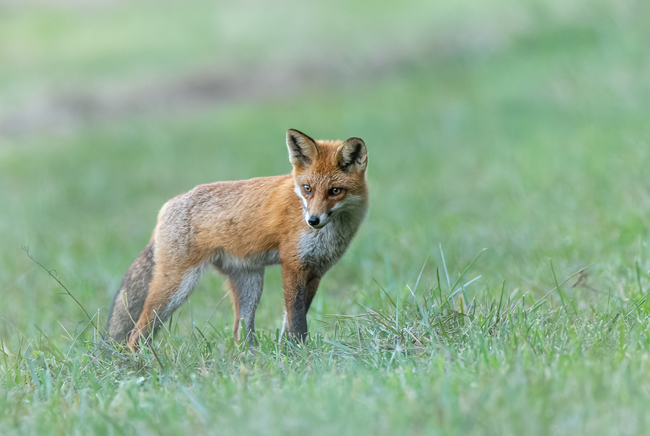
[306,211,330,229]
[293,185,334,229]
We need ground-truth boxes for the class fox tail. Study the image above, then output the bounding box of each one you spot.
[106,242,155,343]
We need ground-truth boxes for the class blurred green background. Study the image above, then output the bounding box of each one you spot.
[1,0,649,346]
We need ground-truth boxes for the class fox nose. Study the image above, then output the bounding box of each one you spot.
[307,216,320,227]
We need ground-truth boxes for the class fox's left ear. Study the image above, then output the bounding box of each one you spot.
[335,137,367,173]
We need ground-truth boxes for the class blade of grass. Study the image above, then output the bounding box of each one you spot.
[409,256,429,303]
[439,244,451,293]
[373,278,396,308]
[23,247,98,331]
[445,249,488,302]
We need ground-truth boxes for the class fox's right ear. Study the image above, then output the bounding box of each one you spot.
[286,129,319,168]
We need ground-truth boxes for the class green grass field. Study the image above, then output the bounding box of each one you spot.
[2,0,650,434]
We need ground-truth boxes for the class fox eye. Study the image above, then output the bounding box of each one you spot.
[329,187,342,196]
[303,185,312,194]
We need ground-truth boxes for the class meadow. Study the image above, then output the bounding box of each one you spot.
[1,0,650,434]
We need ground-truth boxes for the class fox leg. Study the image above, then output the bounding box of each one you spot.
[227,268,265,346]
[304,277,321,312]
[128,261,206,350]
[280,265,321,343]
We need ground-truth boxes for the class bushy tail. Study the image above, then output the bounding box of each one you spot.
[106,242,155,343]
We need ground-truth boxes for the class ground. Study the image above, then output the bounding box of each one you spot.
[1,0,650,434]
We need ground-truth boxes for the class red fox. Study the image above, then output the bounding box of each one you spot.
[106,129,368,350]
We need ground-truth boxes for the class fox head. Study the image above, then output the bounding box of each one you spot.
[286,128,368,230]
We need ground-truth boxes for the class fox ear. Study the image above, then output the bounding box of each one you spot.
[335,137,367,173]
[286,129,319,168]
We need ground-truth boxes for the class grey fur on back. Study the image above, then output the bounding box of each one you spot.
[106,242,155,343]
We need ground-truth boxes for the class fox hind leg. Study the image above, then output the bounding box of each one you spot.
[226,268,264,346]
[128,261,206,350]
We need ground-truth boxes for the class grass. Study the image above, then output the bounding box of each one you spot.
[2,0,650,434]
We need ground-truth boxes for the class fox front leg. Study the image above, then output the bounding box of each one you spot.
[280,264,321,343]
